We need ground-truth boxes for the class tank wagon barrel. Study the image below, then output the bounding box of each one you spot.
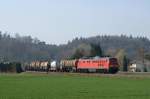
[50,61,59,71]
[25,61,50,72]
[60,59,78,72]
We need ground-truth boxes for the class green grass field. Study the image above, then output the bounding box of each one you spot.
[0,73,150,99]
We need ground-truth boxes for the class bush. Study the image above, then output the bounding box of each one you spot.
[0,62,23,73]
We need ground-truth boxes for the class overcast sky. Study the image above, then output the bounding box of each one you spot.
[0,0,150,44]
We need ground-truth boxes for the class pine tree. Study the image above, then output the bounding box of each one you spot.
[123,55,128,71]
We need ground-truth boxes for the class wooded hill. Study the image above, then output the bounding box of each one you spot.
[0,31,150,64]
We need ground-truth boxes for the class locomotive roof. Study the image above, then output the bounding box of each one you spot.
[79,57,116,60]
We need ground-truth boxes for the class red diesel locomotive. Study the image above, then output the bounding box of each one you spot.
[77,57,119,73]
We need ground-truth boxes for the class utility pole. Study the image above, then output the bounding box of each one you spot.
[140,48,146,72]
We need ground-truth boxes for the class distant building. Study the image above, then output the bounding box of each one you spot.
[129,63,136,72]
[129,60,150,72]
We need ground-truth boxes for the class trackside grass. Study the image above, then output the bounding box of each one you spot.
[0,73,150,99]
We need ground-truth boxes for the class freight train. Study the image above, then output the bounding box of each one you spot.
[25,57,119,73]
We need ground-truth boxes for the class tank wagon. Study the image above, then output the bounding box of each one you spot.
[26,61,50,72]
[60,59,78,72]
[50,61,59,71]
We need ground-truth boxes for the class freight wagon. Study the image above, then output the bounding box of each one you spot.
[50,61,59,71]
[26,61,50,72]
[60,59,78,72]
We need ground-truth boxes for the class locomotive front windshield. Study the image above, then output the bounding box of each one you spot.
[109,58,118,65]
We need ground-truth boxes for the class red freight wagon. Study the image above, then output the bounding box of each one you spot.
[77,57,119,73]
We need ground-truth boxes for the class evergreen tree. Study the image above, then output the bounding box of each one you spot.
[90,43,103,57]
[71,43,103,59]
[123,55,128,72]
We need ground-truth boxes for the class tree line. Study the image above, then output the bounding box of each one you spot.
[0,31,150,71]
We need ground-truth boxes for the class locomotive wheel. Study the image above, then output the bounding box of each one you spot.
[96,69,108,73]
[109,67,119,74]
[104,69,108,74]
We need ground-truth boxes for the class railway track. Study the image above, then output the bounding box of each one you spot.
[25,71,150,78]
